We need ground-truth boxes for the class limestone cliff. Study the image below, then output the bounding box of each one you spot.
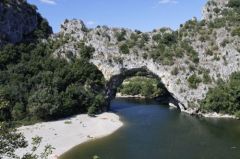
[0,0,52,46]
[52,0,240,114]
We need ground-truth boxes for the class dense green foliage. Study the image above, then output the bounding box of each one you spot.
[118,77,167,98]
[228,0,240,8]
[78,41,95,59]
[150,31,199,65]
[0,41,105,124]
[119,43,130,54]
[201,72,240,117]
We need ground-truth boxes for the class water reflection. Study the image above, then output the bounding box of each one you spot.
[60,98,240,159]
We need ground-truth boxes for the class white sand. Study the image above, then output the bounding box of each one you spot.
[15,113,123,159]
[116,93,145,98]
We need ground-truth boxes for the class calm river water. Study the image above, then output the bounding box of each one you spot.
[60,98,240,159]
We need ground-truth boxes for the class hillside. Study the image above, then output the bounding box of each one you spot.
[0,0,240,124]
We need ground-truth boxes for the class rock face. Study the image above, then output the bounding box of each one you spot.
[53,0,240,113]
[202,0,228,21]
[0,0,52,46]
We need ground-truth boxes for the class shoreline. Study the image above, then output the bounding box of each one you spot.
[15,112,123,159]
[116,95,238,119]
[181,108,238,119]
[116,93,146,99]
[199,112,237,119]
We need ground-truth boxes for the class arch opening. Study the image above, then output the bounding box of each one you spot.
[105,67,180,110]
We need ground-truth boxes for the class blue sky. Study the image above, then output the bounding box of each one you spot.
[28,0,207,33]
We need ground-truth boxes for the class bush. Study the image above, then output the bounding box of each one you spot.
[161,32,177,46]
[115,30,126,42]
[119,43,130,54]
[118,77,167,98]
[228,0,240,8]
[234,111,240,118]
[201,72,240,115]
[188,74,202,89]
[171,67,179,75]
[78,42,95,59]
[203,73,212,84]
[88,106,97,116]
[232,27,240,36]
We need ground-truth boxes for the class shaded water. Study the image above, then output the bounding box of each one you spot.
[60,98,240,159]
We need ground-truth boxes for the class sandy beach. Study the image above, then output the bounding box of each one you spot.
[116,93,146,99]
[15,113,123,159]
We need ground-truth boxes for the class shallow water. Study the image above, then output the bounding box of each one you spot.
[60,98,240,159]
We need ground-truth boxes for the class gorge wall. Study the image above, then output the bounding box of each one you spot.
[52,0,240,113]
[0,0,239,115]
[0,0,52,46]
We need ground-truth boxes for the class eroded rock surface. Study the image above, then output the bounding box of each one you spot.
[50,0,240,113]
[0,0,52,45]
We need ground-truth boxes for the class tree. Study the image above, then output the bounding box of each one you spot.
[0,97,11,121]
[88,94,105,116]
[228,0,240,8]
[0,122,54,159]
[201,72,240,117]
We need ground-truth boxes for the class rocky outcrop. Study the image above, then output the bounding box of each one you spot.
[0,0,52,46]
[202,0,228,21]
[52,0,240,114]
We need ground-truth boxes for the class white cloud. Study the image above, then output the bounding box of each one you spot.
[158,0,178,4]
[86,21,96,26]
[39,0,56,5]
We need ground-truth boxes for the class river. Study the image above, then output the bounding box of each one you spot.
[60,98,240,159]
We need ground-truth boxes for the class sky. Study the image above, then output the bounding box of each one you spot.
[27,0,207,33]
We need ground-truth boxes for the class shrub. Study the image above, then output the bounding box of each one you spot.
[119,43,130,54]
[78,42,95,60]
[130,33,139,41]
[88,106,97,116]
[234,111,240,118]
[88,94,105,116]
[141,33,150,42]
[142,53,148,59]
[152,34,162,42]
[228,0,240,8]
[161,32,177,46]
[188,74,202,89]
[115,30,126,42]
[232,27,240,36]
[213,7,221,14]
[171,67,179,75]
[203,73,212,84]
[206,48,213,56]
[201,72,240,115]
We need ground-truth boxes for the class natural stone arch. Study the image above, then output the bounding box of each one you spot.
[104,67,182,110]
[90,53,190,112]
[55,5,240,114]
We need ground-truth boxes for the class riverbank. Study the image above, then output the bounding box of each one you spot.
[15,112,123,159]
[116,94,238,119]
[181,108,238,119]
[116,93,146,99]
